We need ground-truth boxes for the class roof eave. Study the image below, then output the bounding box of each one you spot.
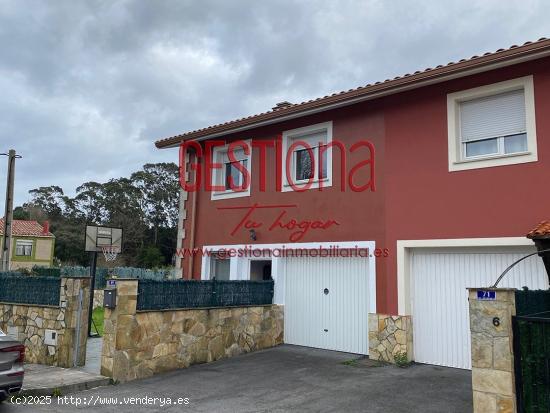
[155,40,550,149]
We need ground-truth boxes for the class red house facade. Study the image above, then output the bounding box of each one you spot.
[156,39,550,369]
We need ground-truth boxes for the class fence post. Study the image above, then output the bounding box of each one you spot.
[101,279,138,381]
[211,278,218,307]
[468,288,517,413]
[58,276,91,367]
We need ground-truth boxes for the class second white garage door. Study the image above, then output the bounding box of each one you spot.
[411,246,549,369]
[284,256,371,354]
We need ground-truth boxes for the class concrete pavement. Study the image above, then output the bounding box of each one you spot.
[3,344,472,412]
[18,364,110,397]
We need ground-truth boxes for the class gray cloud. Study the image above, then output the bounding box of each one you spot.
[0,0,549,209]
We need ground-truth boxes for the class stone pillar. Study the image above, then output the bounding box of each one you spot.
[468,288,516,413]
[101,279,138,381]
[368,313,413,363]
[58,276,91,367]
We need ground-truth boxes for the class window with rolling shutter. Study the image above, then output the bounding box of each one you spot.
[460,89,526,142]
[459,89,527,159]
[447,76,537,171]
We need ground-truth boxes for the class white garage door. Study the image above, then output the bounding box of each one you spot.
[284,256,371,354]
[411,246,549,369]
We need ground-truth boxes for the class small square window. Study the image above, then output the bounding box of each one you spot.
[295,148,314,181]
[282,122,333,191]
[211,140,252,200]
[225,159,248,190]
[15,240,33,257]
[210,253,230,280]
[293,145,328,182]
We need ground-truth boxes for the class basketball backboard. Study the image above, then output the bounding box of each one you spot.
[85,225,123,253]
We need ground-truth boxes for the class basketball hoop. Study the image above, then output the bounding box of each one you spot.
[101,245,120,262]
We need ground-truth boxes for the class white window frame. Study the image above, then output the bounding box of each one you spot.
[281,121,333,192]
[447,76,537,172]
[208,252,231,280]
[15,239,33,257]
[210,139,252,200]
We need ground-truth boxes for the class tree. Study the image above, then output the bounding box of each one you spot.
[138,245,165,269]
[12,206,30,220]
[21,162,179,267]
[131,163,179,245]
[74,182,106,223]
[28,186,65,220]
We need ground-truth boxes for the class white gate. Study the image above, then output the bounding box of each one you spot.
[411,247,549,369]
[284,256,371,354]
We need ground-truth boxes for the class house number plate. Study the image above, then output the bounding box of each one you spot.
[476,290,496,301]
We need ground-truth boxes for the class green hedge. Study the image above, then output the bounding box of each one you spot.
[137,279,274,311]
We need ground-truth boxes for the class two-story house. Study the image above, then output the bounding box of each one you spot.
[155,38,550,369]
[0,219,55,270]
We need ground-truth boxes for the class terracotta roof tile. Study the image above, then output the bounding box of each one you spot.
[155,37,550,148]
[0,219,54,237]
[527,221,550,239]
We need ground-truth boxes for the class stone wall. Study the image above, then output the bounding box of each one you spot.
[93,289,104,309]
[0,277,90,367]
[468,288,516,413]
[368,313,413,363]
[101,279,284,382]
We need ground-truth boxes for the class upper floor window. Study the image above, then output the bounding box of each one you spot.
[447,76,537,171]
[281,121,333,191]
[15,239,33,257]
[211,140,251,200]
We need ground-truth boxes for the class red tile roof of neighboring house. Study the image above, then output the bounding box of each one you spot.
[155,37,550,148]
[527,221,550,239]
[0,219,54,237]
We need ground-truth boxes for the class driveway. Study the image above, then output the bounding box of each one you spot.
[4,345,472,412]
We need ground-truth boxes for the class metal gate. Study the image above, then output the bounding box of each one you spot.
[513,311,550,412]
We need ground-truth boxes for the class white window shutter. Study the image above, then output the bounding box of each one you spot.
[459,89,526,142]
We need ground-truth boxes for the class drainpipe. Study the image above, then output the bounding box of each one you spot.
[187,150,200,279]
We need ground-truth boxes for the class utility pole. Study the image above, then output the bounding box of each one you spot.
[1,150,20,272]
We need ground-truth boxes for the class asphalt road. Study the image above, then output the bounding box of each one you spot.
[2,345,472,413]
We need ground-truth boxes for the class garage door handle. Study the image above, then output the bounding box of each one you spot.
[324,329,328,332]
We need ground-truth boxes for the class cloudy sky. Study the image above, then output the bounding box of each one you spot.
[0,0,549,210]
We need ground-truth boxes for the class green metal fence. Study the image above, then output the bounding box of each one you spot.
[0,275,61,306]
[516,289,550,316]
[513,290,550,413]
[137,279,274,311]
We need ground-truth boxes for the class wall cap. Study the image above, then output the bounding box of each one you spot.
[467,288,517,291]
[0,301,60,308]
[136,304,278,313]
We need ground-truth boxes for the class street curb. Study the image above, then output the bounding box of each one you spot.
[18,376,111,397]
